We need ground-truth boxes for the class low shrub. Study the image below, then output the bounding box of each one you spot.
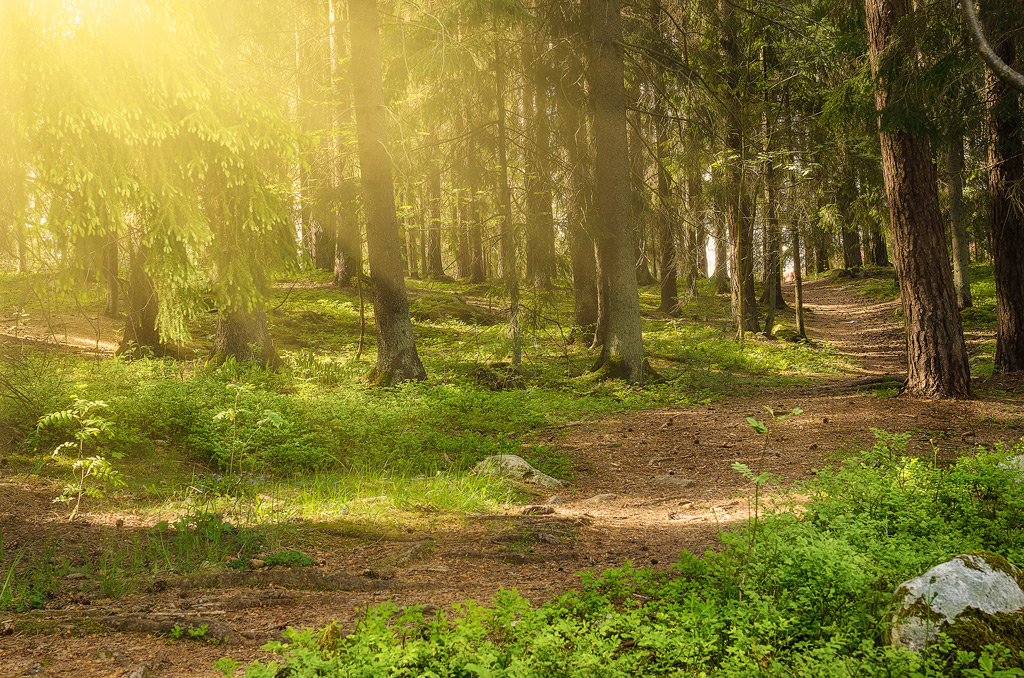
[234,433,1024,677]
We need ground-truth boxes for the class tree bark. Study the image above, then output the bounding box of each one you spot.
[495,36,521,366]
[330,0,361,288]
[720,0,758,335]
[426,164,446,280]
[523,39,556,291]
[349,0,427,385]
[588,0,647,383]
[983,2,1024,373]
[711,166,730,294]
[946,136,972,308]
[628,114,657,287]
[210,310,278,366]
[102,232,119,318]
[116,241,162,358]
[865,0,970,398]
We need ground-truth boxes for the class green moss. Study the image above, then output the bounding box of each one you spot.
[944,608,1024,668]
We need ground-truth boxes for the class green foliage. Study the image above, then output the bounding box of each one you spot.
[235,433,1024,677]
[37,398,125,519]
[263,550,315,568]
[0,537,67,612]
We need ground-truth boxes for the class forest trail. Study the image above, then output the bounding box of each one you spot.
[4,279,1024,677]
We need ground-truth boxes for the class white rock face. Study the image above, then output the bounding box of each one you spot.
[472,455,568,488]
[891,553,1024,652]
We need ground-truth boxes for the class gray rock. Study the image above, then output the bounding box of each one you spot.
[653,475,696,488]
[891,552,1024,652]
[472,455,568,488]
[546,495,567,504]
[1000,455,1024,476]
[584,493,619,505]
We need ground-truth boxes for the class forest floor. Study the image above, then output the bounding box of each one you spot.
[3,277,1024,677]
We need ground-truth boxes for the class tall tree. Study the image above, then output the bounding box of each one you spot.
[349,0,427,385]
[720,0,758,334]
[980,0,1024,373]
[865,0,971,398]
[588,0,647,383]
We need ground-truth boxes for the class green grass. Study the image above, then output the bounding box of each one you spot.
[1,270,849,480]
[234,433,1024,677]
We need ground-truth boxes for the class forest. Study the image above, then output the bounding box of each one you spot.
[2,0,1024,675]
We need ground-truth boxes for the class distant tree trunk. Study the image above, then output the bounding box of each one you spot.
[682,175,702,297]
[838,152,863,270]
[15,220,27,273]
[760,53,785,313]
[984,2,1024,373]
[102,232,119,318]
[349,0,427,385]
[418,185,428,279]
[589,0,647,383]
[946,137,972,308]
[211,310,278,366]
[721,0,757,334]
[712,167,730,294]
[523,40,556,291]
[762,155,784,326]
[871,220,890,266]
[556,30,600,341]
[866,0,971,398]
[628,115,656,287]
[117,240,162,357]
[404,184,419,280]
[495,35,521,366]
[812,209,829,273]
[468,188,485,283]
[331,0,360,287]
[426,165,445,280]
[790,167,807,339]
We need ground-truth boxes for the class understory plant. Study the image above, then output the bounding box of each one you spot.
[37,398,124,520]
[231,433,1024,677]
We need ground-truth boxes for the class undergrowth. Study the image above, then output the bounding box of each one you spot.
[231,433,1024,677]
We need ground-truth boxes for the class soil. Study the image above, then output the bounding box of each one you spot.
[2,277,1024,677]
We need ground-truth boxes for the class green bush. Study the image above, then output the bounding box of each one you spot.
[234,434,1024,677]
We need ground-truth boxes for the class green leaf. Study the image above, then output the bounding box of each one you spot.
[746,417,768,434]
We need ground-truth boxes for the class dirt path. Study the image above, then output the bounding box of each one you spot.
[4,279,1024,677]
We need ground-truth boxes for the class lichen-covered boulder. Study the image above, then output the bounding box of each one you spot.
[472,455,568,488]
[891,552,1024,656]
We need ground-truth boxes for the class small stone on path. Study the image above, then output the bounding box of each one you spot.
[584,493,618,505]
[653,475,696,488]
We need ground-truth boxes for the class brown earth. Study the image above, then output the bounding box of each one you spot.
[2,277,1024,677]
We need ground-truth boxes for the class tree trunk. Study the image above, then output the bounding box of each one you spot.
[331,0,360,287]
[838,152,863,270]
[495,36,521,367]
[682,175,703,298]
[523,40,556,291]
[711,167,730,294]
[102,232,119,318]
[211,310,278,366]
[426,164,446,280]
[628,115,656,287]
[865,0,970,398]
[946,136,972,308]
[720,0,758,335]
[116,241,162,358]
[588,0,647,383]
[556,31,600,342]
[984,2,1024,373]
[349,0,427,385]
